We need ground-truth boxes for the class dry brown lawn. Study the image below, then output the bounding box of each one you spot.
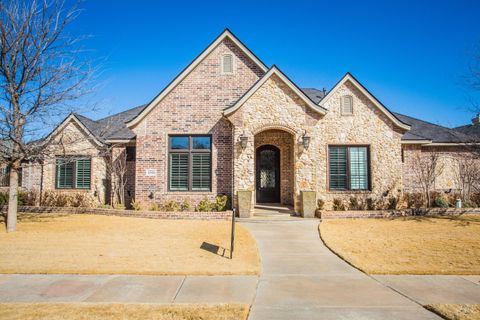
[425,304,480,320]
[319,215,480,274]
[0,303,249,320]
[0,214,259,275]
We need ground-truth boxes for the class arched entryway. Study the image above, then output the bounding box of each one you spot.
[254,129,295,206]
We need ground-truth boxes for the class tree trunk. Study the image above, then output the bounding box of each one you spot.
[7,165,19,232]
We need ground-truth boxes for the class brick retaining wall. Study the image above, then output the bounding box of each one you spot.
[1,206,232,220]
[319,208,480,219]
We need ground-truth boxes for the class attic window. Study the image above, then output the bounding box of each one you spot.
[341,95,353,115]
[221,54,234,74]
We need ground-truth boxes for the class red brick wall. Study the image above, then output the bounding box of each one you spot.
[131,38,265,206]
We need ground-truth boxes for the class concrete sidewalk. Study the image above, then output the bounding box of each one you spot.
[241,218,442,320]
[373,275,480,305]
[0,274,257,304]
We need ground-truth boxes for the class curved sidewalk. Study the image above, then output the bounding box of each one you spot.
[241,218,441,320]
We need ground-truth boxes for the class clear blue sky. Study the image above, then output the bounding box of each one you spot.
[72,0,480,127]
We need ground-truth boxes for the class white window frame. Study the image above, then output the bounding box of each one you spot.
[220,54,235,75]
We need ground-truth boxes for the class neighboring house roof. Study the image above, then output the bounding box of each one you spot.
[126,29,269,128]
[454,124,480,138]
[393,112,474,144]
[223,66,327,116]
[320,73,411,131]
[302,88,325,104]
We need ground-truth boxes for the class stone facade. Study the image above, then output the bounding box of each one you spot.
[19,120,108,204]
[228,74,405,211]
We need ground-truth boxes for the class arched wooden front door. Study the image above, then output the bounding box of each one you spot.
[256,145,280,203]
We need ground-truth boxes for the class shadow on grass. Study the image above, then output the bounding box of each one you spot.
[200,242,231,259]
[390,212,480,227]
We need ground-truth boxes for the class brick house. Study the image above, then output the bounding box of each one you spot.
[10,29,479,214]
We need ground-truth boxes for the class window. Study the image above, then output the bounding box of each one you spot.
[329,146,369,190]
[341,95,353,115]
[126,146,136,161]
[221,54,234,74]
[56,158,91,189]
[169,135,211,191]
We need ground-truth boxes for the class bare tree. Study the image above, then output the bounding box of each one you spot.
[412,151,445,207]
[0,0,94,232]
[103,145,128,207]
[455,154,480,201]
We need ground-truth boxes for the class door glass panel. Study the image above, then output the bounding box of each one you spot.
[259,149,276,189]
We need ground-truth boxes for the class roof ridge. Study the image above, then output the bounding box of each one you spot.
[97,104,147,123]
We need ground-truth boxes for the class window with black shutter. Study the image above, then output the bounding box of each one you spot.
[168,135,211,191]
[56,157,91,189]
[329,146,370,191]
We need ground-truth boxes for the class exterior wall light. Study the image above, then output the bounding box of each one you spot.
[302,130,311,150]
[239,133,248,149]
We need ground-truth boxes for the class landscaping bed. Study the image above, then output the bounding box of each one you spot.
[425,304,480,320]
[319,214,480,274]
[318,208,480,219]
[0,214,259,275]
[0,303,249,320]
[1,205,232,220]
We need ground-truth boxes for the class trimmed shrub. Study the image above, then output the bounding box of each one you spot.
[332,198,345,211]
[163,200,180,212]
[402,192,424,209]
[387,196,399,210]
[433,197,449,208]
[463,200,478,208]
[149,203,161,211]
[131,199,142,211]
[40,191,95,208]
[196,198,214,212]
[366,197,377,210]
[214,194,230,211]
[317,199,325,210]
[180,200,191,211]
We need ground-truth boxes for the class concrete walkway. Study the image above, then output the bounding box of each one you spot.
[241,218,442,320]
[0,274,257,304]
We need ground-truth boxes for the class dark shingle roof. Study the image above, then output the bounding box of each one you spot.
[74,105,147,142]
[393,112,473,143]
[301,88,325,104]
[454,124,480,138]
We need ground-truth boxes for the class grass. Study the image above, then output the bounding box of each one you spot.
[319,214,480,274]
[0,303,249,320]
[425,304,480,320]
[0,214,259,275]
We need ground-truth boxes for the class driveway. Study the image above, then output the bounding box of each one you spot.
[241,218,441,320]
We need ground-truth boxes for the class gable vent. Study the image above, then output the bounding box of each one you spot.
[342,95,353,115]
[222,54,233,74]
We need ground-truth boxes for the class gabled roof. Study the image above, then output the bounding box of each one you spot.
[126,29,268,128]
[320,73,411,131]
[223,66,327,116]
[393,112,474,143]
[44,113,105,147]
